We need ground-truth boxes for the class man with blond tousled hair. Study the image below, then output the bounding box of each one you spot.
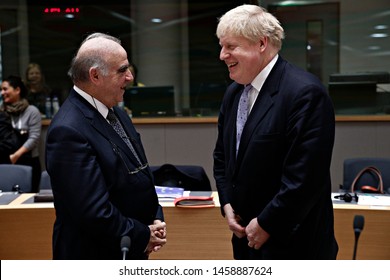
[213,5,338,259]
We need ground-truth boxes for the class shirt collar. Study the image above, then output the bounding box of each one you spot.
[73,85,109,119]
[251,54,278,92]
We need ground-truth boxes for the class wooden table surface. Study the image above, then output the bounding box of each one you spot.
[1,193,389,260]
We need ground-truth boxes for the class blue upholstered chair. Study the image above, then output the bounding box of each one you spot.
[0,164,33,193]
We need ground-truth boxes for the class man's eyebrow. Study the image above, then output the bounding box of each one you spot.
[118,64,130,72]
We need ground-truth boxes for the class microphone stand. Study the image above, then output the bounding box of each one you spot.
[352,234,359,260]
[122,249,128,261]
[120,236,131,260]
[352,215,364,260]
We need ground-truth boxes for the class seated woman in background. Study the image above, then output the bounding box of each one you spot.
[0,110,20,164]
[1,75,42,192]
[24,63,52,116]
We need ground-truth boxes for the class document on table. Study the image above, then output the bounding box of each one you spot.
[357,194,390,206]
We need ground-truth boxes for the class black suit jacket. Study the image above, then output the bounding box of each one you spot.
[46,89,163,259]
[213,56,338,259]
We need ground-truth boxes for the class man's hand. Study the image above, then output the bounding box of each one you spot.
[245,218,270,250]
[145,220,167,255]
[223,203,246,238]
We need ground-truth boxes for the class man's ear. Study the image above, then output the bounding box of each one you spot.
[90,68,100,83]
[259,37,267,51]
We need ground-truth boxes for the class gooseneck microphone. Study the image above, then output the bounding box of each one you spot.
[120,236,131,260]
[352,215,364,260]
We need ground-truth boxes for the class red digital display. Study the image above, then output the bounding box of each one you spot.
[42,6,81,21]
[43,7,80,14]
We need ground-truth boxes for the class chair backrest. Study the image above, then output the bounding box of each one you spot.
[0,164,33,193]
[342,157,390,194]
[39,170,52,190]
[151,164,212,191]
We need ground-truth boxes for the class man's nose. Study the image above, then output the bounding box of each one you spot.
[126,69,133,81]
[220,48,229,60]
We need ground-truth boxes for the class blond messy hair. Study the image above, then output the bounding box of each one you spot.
[216,4,285,50]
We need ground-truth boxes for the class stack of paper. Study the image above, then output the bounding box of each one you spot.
[155,186,184,202]
[357,194,390,206]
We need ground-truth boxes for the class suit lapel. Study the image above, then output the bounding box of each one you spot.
[230,85,243,166]
[91,113,131,158]
[112,107,149,166]
[236,93,274,163]
[235,57,286,165]
[111,107,154,177]
[69,91,149,175]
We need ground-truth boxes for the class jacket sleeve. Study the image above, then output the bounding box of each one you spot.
[213,83,240,211]
[258,82,335,237]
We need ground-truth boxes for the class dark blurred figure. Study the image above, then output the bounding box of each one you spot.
[25,63,52,116]
[128,62,145,87]
[0,110,19,164]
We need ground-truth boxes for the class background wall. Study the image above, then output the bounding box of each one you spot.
[262,0,390,74]
[135,121,390,192]
[39,120,390,193]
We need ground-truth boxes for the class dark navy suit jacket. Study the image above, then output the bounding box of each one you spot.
[213,56,338,259]
[46,89,163,259]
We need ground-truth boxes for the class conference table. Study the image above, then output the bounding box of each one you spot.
[0,192,389,260]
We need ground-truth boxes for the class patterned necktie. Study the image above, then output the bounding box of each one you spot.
[236,84,252,155]
[106,109,142,165]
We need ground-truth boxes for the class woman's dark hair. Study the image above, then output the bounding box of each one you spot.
[129,62,139,85]
[3,75,28,98]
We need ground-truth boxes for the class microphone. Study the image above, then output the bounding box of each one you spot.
[120,236,131,260]
[12,184,21,193]
[352,215,364,260]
